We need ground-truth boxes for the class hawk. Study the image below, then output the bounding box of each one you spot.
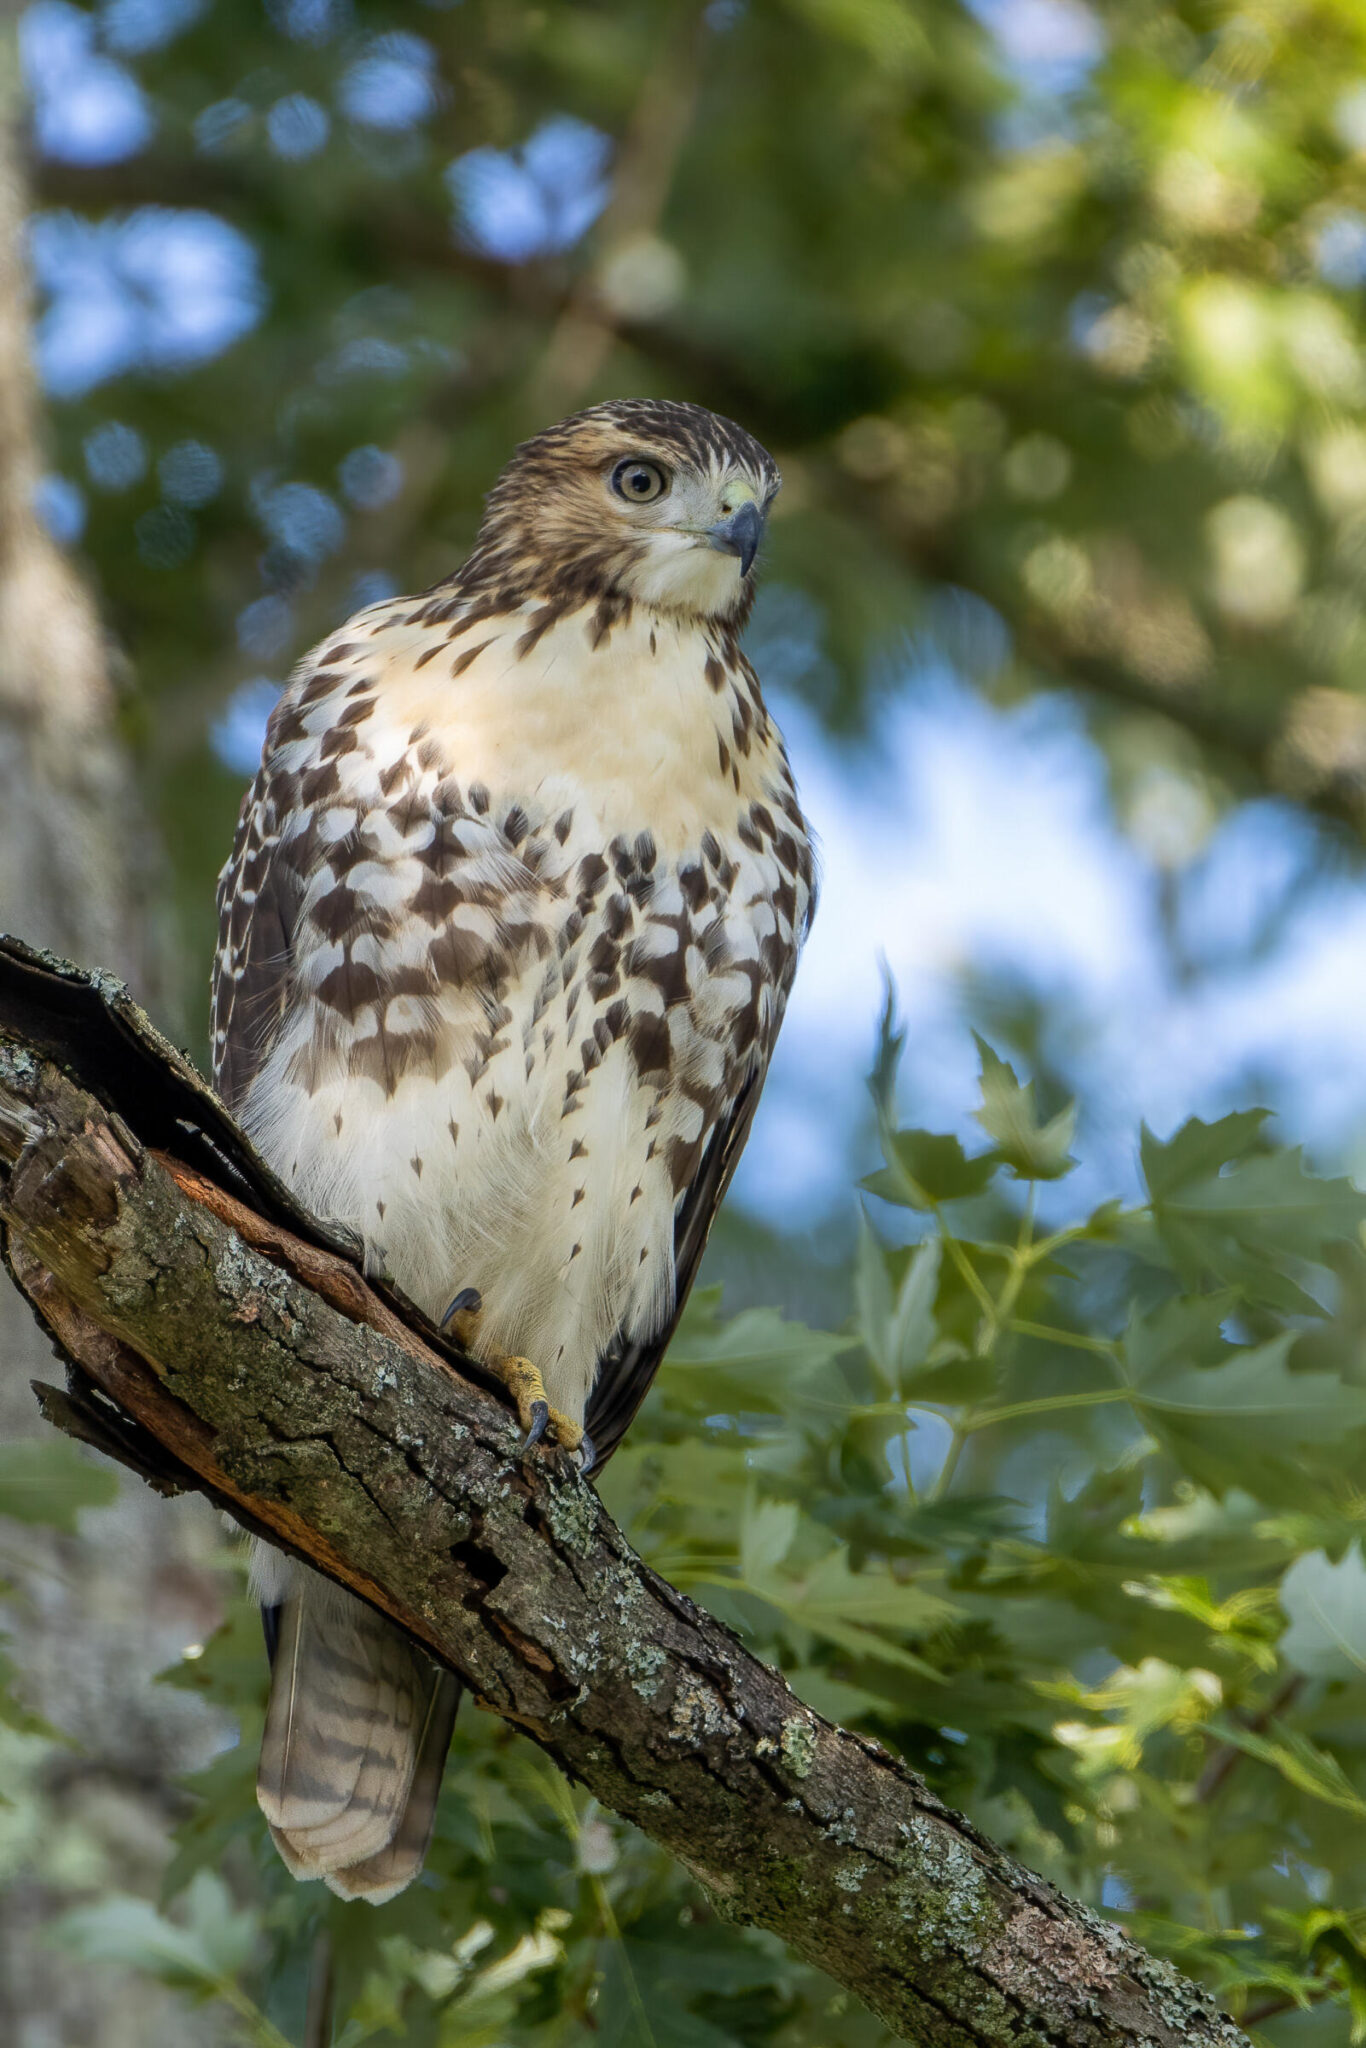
[212,399,815,1901]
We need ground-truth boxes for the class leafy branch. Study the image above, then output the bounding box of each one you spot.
[12,944,1366,2037]
[0,948,1260,2048]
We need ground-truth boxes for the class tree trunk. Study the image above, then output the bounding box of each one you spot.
[0,36,228,2048]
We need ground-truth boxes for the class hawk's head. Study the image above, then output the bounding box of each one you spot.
[460,400,780,625]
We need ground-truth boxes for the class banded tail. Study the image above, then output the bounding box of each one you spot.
[256,1559,460,1903]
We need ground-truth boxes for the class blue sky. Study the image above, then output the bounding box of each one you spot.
[740,676,1366,1224]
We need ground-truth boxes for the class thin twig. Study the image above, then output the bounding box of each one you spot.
[1195,1675,1306,1806]
[528,3,712,417]
[304,1930,335,2048]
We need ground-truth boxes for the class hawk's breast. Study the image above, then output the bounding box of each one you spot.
[219,597,813,1423]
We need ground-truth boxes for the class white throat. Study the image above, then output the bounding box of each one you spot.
[623,531,746,618]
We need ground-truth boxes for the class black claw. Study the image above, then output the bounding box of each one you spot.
[576,1430,597,1477]
[441,1286,482,1327]
[522,1399,550,1451]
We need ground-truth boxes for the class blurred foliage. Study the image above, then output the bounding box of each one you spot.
[0,1439,118,1740]
[18,0,1366,2041]
[12,1023,1366,2038]
[26,0,1366,1038]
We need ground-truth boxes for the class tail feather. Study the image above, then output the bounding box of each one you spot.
[324,1669,463,1904]
[259,1591,406,1845]
[256,1566,458,1899]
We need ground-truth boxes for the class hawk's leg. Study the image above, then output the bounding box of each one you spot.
[442,1289,592,1468]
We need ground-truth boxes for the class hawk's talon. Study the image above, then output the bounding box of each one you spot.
[482,1350,584,1460]
[534,1403,585,1460]
[575,1430,597,1477]
[441,1286,482,1326]
[436,1292,582,1457]
[522,1399,550,1451]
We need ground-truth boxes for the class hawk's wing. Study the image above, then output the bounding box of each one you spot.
[211,762,299,1115]
[584,1068,762,1466]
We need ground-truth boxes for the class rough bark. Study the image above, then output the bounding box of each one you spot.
[0,1008,1250,2048]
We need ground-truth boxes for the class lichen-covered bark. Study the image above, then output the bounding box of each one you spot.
[0,1034,1250,2048]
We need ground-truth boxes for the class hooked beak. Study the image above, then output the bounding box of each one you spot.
[707,499,765,578]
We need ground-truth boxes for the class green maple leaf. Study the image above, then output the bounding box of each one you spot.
[1120,1298,1366,1503]
[1142,1118,1366,1311]
[972,1036,1076,1181]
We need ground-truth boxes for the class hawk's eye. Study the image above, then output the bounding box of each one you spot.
[611,458,668,504]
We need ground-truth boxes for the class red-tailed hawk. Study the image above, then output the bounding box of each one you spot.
[212,399,815,1900]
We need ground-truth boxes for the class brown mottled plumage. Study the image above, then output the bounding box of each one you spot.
[212,400,814,1901]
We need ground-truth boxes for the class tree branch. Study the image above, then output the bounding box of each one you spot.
[0,948,1249,2047]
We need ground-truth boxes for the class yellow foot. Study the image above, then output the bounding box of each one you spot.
[441,1289,593,1470]
[494,1353,589,1463]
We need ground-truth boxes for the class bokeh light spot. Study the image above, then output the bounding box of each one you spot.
[30,209,266,397]
[102,0,204,53]
[83,420,148,491]
[22,0,153,165]
[346,569,402,613]
[195,98,252,154]
[338,445,403,509]
[339,34,439,130]
[252,480,346,564]
[212,678,281,773]
[266,0,347,45]
[1207,496,1304,629]
[447,116,611,263]
[267,94,330,160]
[159,440,223,507]
[32,474,87,546]
[236,594,294,659]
